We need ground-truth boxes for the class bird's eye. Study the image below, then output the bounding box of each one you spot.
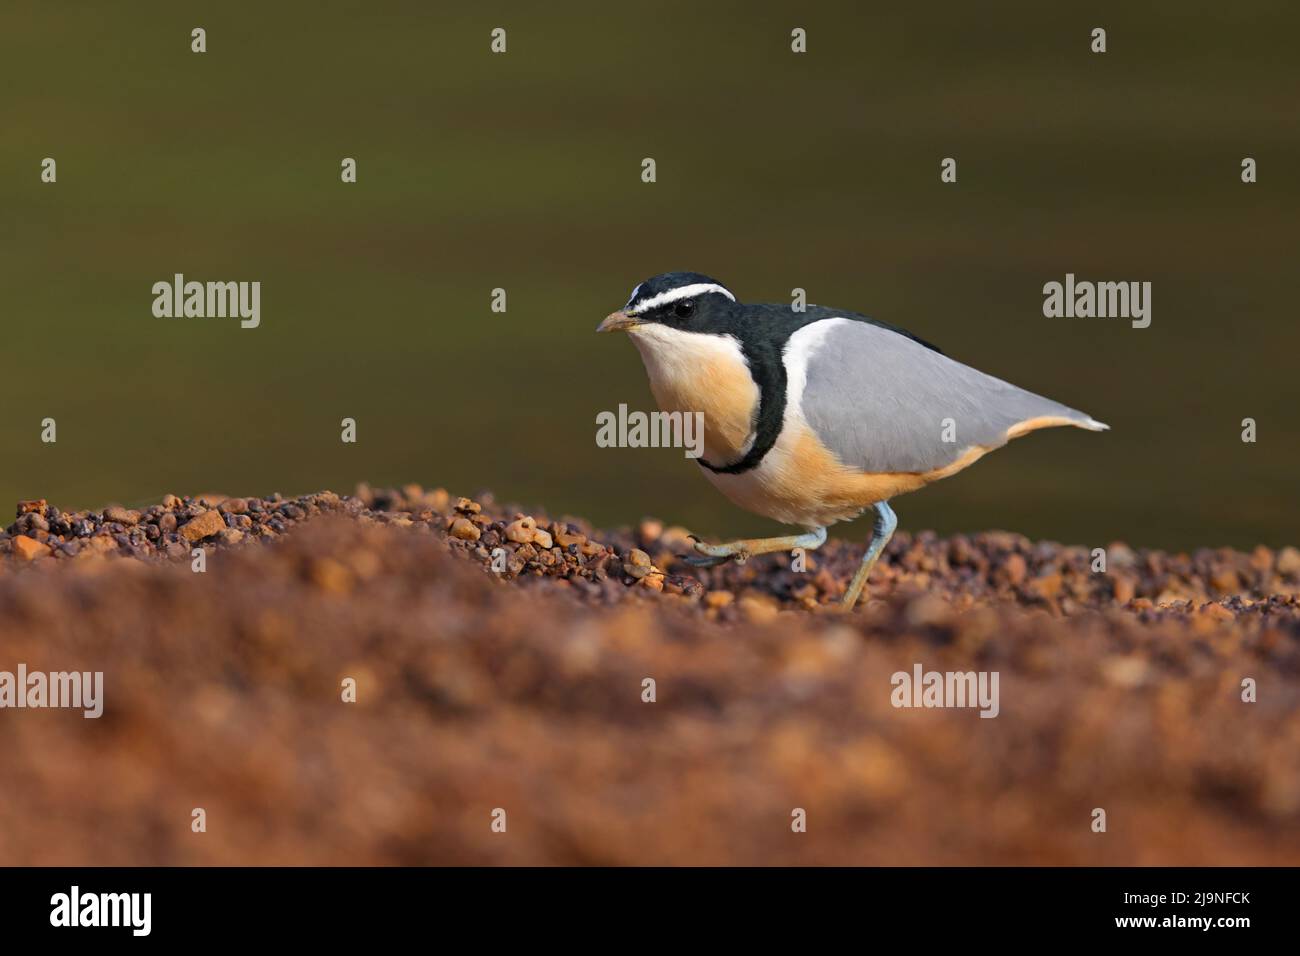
[674,300,695,319]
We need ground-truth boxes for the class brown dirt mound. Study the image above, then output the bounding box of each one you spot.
[1,487,1298,865]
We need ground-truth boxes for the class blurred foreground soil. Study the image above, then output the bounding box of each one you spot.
[1,486,1298,865]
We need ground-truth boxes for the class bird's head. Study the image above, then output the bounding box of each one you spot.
[597,272,737,336]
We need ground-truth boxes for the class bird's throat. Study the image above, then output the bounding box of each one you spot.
[628,326,759,466]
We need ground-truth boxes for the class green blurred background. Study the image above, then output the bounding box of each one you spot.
[2,1,1297,551]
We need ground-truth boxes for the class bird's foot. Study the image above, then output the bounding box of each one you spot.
[683,535,751,568]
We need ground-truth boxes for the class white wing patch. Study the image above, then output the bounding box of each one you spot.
[781,319,846,430]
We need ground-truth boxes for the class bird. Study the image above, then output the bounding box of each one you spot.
[597,271,1109,609]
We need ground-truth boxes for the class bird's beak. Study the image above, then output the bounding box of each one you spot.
[597,310,641,333]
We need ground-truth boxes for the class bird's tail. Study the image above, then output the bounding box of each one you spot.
[1006,411,1109,440]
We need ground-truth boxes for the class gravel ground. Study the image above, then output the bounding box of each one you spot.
[1,486,1298,864]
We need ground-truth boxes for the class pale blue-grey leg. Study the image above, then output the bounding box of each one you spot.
[686,526,827,568]
[841,501,897,609]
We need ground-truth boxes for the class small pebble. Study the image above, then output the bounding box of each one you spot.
[450,517,481,541]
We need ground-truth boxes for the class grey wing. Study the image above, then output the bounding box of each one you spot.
[795,318,1105,474]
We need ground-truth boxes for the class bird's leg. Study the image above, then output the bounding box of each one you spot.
[840,501,898,610]
[685,526,827,568]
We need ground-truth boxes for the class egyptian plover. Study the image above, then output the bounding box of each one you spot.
[598,272,1108,609]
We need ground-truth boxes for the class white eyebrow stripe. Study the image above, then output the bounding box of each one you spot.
[627,283,735,315]
[623,283,643,310]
